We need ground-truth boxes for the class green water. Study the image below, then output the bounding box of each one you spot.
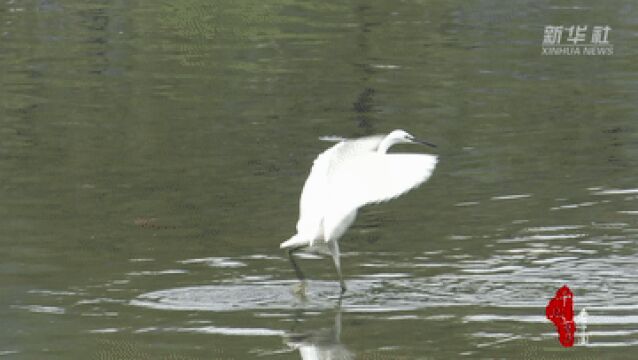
[2,1,638,359]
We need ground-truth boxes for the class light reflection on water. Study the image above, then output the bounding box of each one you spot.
[127,253,638,313]
[116,215,637,354]
[118,184,635,356]
[11,192,638,358]
[8,181,638,358]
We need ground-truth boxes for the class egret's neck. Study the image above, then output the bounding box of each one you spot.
[377,136,399,154]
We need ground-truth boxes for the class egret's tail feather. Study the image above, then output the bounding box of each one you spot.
[280,234,309,249]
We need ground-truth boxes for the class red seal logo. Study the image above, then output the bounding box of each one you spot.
[545,285,575,347]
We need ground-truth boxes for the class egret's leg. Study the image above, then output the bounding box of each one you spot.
[329,241,347,294]
[287,248,307,297]
[287,248,306,281]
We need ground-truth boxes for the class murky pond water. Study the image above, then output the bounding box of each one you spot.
[2,1,638,359]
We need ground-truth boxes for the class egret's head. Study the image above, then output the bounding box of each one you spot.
[389,129,436,148]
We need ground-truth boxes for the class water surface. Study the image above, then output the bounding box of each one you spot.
[2,0,638,358]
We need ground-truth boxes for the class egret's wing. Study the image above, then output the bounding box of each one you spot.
[295,141,344,239]
[318,135,347,142]
[320,134,385,148]
[295,135,390,241]
[297,135,383,223]
[339,135,385,153]
[328,153,438,210]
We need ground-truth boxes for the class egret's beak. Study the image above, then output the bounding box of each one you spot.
[412,138,437,148]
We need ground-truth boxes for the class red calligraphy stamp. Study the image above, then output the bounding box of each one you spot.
[545,285,575,347]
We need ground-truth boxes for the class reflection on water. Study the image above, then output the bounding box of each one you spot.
[126,224,638,355]
[283,301,353,360]
[8,191,638,358]
[129,252,638,313]
[124,295,353,360]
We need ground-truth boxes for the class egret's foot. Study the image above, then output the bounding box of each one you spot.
[292,281,307,299]
[339,279,347,295]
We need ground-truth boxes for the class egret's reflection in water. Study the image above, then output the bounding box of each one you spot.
[283,300,353,360]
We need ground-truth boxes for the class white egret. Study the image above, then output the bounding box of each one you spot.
[280,129,438,293]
